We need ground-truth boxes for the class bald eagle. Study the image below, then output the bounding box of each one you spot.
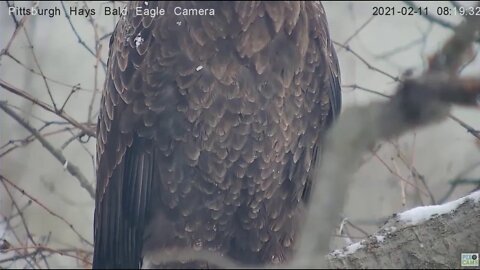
[94,1,341,268]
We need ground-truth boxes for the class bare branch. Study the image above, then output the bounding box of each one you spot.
[0,80,96,137]
[333,41,401,82]
[0,174,93,246]
[403,1,456,30]
[295,14,480,267]
[1,181,48,268]
[59,1,107,70]
[337,16,375,52]
[327,192,480,268]
[0,244,92,266]
[0,101,95,199]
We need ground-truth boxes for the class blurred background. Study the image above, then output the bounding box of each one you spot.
[0,1,479,268]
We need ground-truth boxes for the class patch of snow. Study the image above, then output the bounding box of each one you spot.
[375,235,385,243]
[134,33,144,48]
[398,190,480,225]
[329,192,480,258]
[330,241,365,258]
[344,237,354,246]
[344,241,364,255]
[385,226,397,233]
[196,65,203,71]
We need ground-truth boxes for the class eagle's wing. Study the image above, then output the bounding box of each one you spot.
[227,2,342,262]
[299,3,342,205]
[93,5,157,268]
[326,44,342,125]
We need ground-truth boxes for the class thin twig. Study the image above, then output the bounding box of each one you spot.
[0,174,93,246]
[0,80,95,137]
[60,1,107,70]
[448,114,480,139]
[85,1,103,124]
[4,52,94,92]
[390,141,436,204]
[19,13,59,112]
[1,182,49,269]
[0,4,27,60]
[338,16,375,52]
[374,38,424,60]
[345,219,370,237]
[403,1,456,30]
[342,84,392,98]
[374,153,430,198]
[333,41,401,82]
[60,85,80,113]
[0,125,75,158]
[0,102,95,198]
[0,245,92,266]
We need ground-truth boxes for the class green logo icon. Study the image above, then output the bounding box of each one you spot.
[461,253,479,267]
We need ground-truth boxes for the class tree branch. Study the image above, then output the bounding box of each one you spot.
[0,101,95,199]
[294,9,480,268]
[327,191,480,268]
[403,1,456,30]
[0,79,95,137]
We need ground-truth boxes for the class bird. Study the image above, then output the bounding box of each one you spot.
[93,1,341,268]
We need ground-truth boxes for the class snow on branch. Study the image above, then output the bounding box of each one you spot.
[397,190,480,225]
[327,191,480,268]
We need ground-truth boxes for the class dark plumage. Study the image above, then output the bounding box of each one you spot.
[93,1,341,268]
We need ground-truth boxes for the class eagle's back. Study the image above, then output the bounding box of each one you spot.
[94,1,341,268]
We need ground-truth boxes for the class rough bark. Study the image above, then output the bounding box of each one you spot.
[327,195,480,269]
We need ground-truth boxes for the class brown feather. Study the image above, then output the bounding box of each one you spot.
[93,1,341,269]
